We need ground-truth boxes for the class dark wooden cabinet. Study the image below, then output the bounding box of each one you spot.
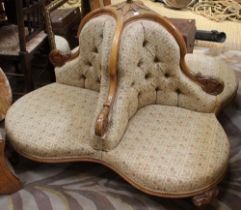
[50,7,81,48]
[170,18,196,53]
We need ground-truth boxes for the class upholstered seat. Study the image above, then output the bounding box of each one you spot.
[102,105,229,196]
[5,83,100,160]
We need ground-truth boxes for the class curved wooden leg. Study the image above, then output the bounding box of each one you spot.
[192,187,219,210]
[0,137,22,194]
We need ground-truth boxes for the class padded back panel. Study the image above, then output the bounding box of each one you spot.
[119,20,217,113]
[100,20,217,151]
[55,15,116,91]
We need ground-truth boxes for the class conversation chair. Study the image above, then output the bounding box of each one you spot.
[1,0,238,209]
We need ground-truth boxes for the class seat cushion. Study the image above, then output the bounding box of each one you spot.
[102,105,229,197]
[5,83,99,160]
[186,53,238,108]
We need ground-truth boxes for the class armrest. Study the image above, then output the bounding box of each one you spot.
[93,85,137,151]
[94,54,118,137]
[49,48,79,67]
[194,73,224,96]
[50,47,84,87]
[95,103,110,137]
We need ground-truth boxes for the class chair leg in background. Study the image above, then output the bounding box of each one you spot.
[192,187,219,210]
[0,139,22,194]
[20,51,34,92]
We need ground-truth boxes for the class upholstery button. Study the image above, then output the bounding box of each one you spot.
[145,72,151,79]
[85,61,92,66]
[131,81,135,86]
[154,56,160,63]
[137,59,143,67]
[155,87,160,91]
[164,73,170,78]
[176,88,181,94]
[143,40,148,47]
[93,47,98,53]
[80,75,86,80]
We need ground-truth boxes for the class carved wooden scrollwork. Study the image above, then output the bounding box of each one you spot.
[95,104,110,136]
[77,0,225,137]
[49,49,79,67]
[77,7,121,137]
[195,74,224,95]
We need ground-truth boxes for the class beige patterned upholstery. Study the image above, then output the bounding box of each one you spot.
[102,105,229,195]
[5,6,234,199]
[55,15,116,91]
[5,83,100,160]
[99,20,236,150]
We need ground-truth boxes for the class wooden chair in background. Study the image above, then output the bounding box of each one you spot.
[0,0,53,98]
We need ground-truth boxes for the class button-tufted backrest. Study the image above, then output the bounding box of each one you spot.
[99,20,218,151]
[55,15,116,91]
[119,20,217,113]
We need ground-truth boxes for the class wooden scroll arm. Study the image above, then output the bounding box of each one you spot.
[195,73,224,96]
[95,103,110,137]
[95,73,118,137]
[92,8,121,137]
[49,49,80,67]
